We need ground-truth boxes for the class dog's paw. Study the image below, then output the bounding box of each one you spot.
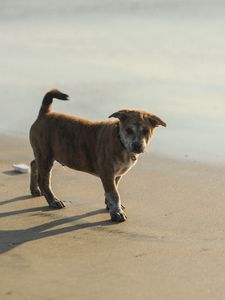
[30,188,42,197]
[49,200,66,209]
[110,210,127,222]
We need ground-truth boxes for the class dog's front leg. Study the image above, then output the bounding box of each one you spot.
[105,176,125,210]
[101,176,127,222]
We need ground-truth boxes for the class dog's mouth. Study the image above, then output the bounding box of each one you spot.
[132,149,144,154]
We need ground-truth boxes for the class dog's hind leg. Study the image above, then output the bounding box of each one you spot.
[30,160,42,196]
[37,157,65,209]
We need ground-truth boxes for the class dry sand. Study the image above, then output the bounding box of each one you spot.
[1,134,225,300]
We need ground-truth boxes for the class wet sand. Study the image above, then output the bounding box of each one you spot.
[1,134,225,300]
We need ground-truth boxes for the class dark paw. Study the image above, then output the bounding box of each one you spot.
[110,211,127,222]
[49,200,66,209]
[30,188,42,197]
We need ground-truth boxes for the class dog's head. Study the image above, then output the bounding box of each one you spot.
[109,109,166,154]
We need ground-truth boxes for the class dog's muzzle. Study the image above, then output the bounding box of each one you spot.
[132,141,144,154]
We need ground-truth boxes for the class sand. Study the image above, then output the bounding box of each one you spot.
[1,134,225,300]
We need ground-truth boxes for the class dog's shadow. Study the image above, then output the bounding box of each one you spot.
[0,195,113,254]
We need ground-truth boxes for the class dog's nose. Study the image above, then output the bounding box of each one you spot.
[132,142,143,153]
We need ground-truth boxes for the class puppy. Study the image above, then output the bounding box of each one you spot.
[30,89,166,222]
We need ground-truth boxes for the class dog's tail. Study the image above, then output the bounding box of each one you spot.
[38,89,69,117]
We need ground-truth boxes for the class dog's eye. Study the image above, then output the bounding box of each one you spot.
[142,128,149,135]
[126,128,134,135]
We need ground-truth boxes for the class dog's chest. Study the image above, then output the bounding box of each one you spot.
[114,153,138,176]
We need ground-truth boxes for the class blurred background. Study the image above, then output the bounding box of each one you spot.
[1,0,225,164]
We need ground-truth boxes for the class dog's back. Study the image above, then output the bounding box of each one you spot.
[30,90,119,175]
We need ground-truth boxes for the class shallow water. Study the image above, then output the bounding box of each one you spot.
[1,1,225,164]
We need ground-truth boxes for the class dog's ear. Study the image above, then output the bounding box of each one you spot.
[147,114,167,128]
[108,110,130,122]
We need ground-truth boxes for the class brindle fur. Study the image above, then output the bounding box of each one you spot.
[30,89,166,222]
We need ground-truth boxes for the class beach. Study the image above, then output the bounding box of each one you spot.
[1,1,225,299]
[1,134,225,300]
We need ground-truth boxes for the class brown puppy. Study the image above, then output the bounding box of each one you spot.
[30,89,166,222]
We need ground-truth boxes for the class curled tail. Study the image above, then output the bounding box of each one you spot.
[38,89,69,117]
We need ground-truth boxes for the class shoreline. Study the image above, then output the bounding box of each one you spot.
[1,131,225,170]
